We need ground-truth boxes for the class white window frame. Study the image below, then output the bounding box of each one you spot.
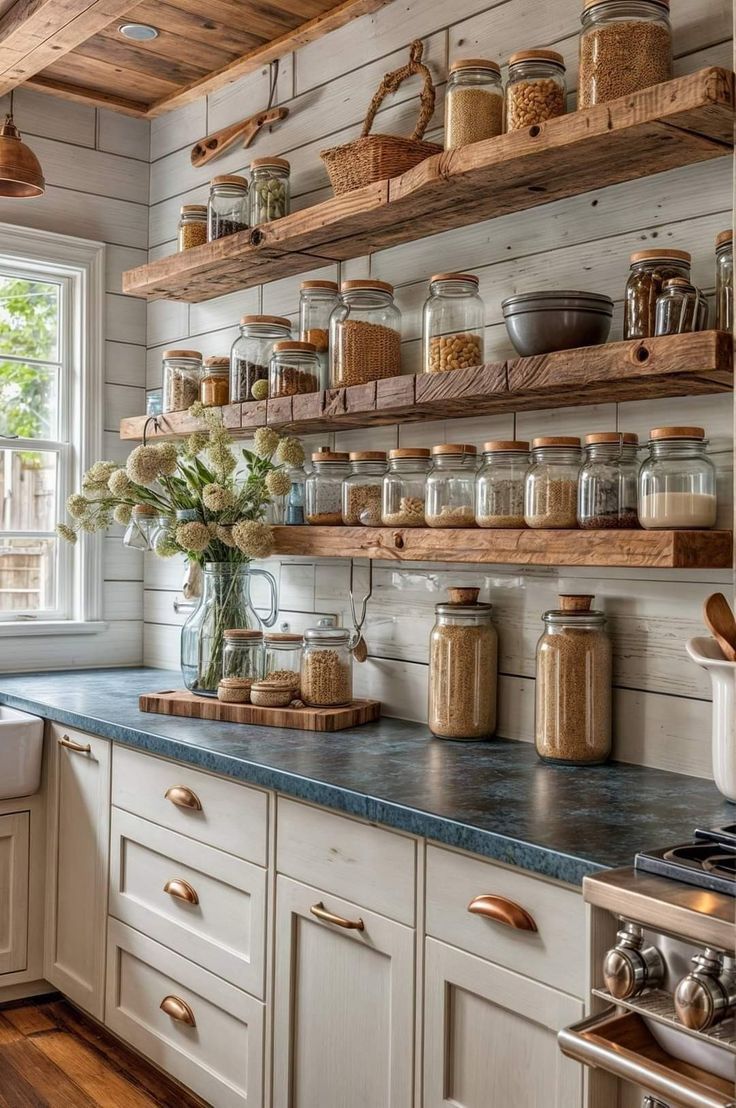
[0,224,105,637]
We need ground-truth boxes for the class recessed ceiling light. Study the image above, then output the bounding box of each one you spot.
[119,22,159,40]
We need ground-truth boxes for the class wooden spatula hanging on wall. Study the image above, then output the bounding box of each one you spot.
[190,105,289,168]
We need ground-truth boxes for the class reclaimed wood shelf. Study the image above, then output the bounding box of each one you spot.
[270,526,733,569]
[140,689,380,732]
[122,69,734,303]
[120,331,733,440]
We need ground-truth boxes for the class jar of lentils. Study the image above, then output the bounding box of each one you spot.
[716,230,733,333]
[301,626,353,706]
[305,450,350,525]
[162,349,202,413]
[382,448,431,527]
[200,356,230,407]
[639,427,717,529]
[476,440,530,528]
[445,59,503,149]
[624,249,691,340]
[207,174,249,240]
[426,444,477,528]
[505,49,567,131]
[524,437,581,528]
[429,587,498,740]
[331,280,402,387]
[249,157,290,224]
[230,315,292,402]
[299,279,339,388]
[269,340,321,398]
[263,631,303,687]
[578,432,640,529]
[578,0,672,108]
[342,452,386,526]
[423,273,485,373]
[178,204,207,250]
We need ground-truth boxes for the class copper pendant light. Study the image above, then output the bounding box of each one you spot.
[0,90,45,198]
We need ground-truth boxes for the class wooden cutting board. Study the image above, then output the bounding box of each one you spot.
[139,689,381,733]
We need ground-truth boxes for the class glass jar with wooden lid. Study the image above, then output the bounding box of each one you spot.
[445,59,503,148]
[654,278,709,336]
[221,629,264,698]
[578,0,672,108]
[162,349,202,413]
[524,437,581,528]
[716,229,733,332]
[476,440,530,528]
[505,49,567,131]
[269,340,321,398]
[301,626,353,707]
[200,356,230,407]
[423,273,485,374]
[263,631,303,687]
[299,280,339,388]
[577,432,639,529]
[624,248,691,339]
[305,450,350,525]
[429,587,498,740]
[178,204,207,251]
[230,315,292,403]
[330,279,402,387]
[426,444,477,528]
[249,156,290,224]
[208,174,249,240]
[382,448,431,527]
[638,426,717,530]
[342,452,387,526]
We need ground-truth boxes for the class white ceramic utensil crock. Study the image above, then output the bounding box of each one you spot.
[686,636,736,803]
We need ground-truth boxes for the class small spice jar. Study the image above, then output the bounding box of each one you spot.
[200,356,230,407]
[269,340,321,398]
[475,440,530,528]
[524,437,581,528]
[263,631,303,687]
[578,432,640,529]
[249,157,290,224]
[306,450,350,525]
[122,503,157,550]
[207,175,249,240]
[301,626,353,707]
[162,349,202,413]
[639,427,717,530]
[230,315,292,403]
[423,273,485,374]
[578,0,672,109]
[716,230,733,333]
[382,448,431,527]
[654,278,709,336]
[426,444,477,528]
[624,249,692,340]
[342,452,386,526]
[535,594,612,765]
[445,59,504,149]
[331,280,402,388]
[299,279,339,388]
[221,629,264,701]
[428,587,498,740]
[505,49,567,131]
[178,204,207,251]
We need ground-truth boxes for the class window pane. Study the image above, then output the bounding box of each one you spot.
[0,449,58,532]
[0,537,57,614]
[0,362,58,439]
[0,274,59,361]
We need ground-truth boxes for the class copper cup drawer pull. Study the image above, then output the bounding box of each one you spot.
[164,785,202,811]
[310,902,364,931]
[58,735,91,754]
[160,994,196,1027]
[467,894,538,932]
[163,878,199,906]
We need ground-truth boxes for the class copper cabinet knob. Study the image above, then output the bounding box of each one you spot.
[163,878,199,906]
[467,894,537,932]
[160,995,196,1027]
[164,785,202,811]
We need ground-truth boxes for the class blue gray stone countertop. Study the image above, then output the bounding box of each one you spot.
[0,667,731,886]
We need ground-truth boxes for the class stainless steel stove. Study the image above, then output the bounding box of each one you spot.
[635,824,736,896]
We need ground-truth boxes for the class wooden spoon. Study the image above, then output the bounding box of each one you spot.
[703,593,736,661]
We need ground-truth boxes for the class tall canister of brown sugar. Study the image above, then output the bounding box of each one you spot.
[428,587,498,741]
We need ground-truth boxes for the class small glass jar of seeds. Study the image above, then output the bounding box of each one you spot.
[306,450,350,525]
[263,631,303,688]
[382,448,431,527]
[429,587,498,740]
[249,157,290,224]
[178,204,207,250]
[445,59,504,149]
[207,174,249,240]
[301,625,353,707]
[578,0,672,109]
[342,452,386,526]
[524,437,581,528]
[200,356,230,407]
[331,280,402,388]
[475,440,530,528]
[426,444,477,528]
[535,594,612,765]
[162,349,203,413]
[269,340,321,398]
[624,249,692,340]
[654,278,709,336]
[639,426,717,529]
[716,229,733,333]
[230,315,292,403]
[505,49,567,132]
[423,273,485,374]
[222,629,264,700]
[300,279,339,388]
[578,432,640,528]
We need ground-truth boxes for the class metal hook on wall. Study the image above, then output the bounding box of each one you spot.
[142,416,161,446]
[349,559,373,662]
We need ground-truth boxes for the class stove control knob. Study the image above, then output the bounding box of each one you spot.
[603,922,664,1000]
[675,949,736,1031]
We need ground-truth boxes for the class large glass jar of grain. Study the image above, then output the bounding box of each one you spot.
[162,349,202,413]
[249,157,290,224]
[505,49,567,131]
[578,0,672,108]
[207,175,249,240]
[578,432,640,528]
[299,280,339,388]
[638,427,717,529]
[230,315,291,403]
[330,280,402,387]
[382,448,431,527]
[301,626,353,707]
[624,249,691,340]
[476,440,530,528]
[535,594,612,764]
[426,444,477,528]
[524,437,581,528]
[342,452,386,526]
[716,230,733,333]
[445,59,504,149]
[269,340,321,398]
[422,273,485,374]
[305,449,350,525]
[429,587,497,740]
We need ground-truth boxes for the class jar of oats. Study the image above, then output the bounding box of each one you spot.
[162,349,202,413]
[342,452,386,526]
[305,449,350,525]
[331,279,402,387]
[445,59,504,149]
[426,444,477,527]
[301,626,353,706]
[429,587,497,740]
[578,0,672,108]
[299,279,339,388]
[382,448,431,527]
[476,440,530,527]
[505,49,567,131]
[535,594,612,764]
[423,273,485,373]
[624,249,692,339]
[524,437,581,528]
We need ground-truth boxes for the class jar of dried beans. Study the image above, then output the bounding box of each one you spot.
[299,279,339,388]
[578,432,639,528]
[505,49,567,131]
[263,631,303,688]
[639,427,717,530]
[476,440,530,528]
[178,204,207,250]
[524,437,581,528]
[331,279,402,387]
[162,349,202,413]
[445,59,503,149]
[382,448,431,527]
[269,340,321,398]
[429,588,497,740]
[423,273,485,374]
[249,156,290,224]
[305,450,350,525]
[301,626,353,706]
[200,356,230,407]
[578,0,672,108]
[207,175,249,240]
[535,594,612,764]
[426,444,477,528]
[624,249,691,340]
[716,230,733,333]
[230,315,292,402]
[342,452,386,526]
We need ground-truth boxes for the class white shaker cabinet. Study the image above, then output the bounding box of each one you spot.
[0,811,29,976]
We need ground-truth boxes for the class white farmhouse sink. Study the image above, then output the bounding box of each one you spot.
[0,706,43,799]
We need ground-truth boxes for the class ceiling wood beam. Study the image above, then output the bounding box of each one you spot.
[25,71,149,114]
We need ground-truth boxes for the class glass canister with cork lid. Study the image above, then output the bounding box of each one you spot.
[716,229,733,332]
[428,587,498,740]
[219,629,264,703]
[342,452,386,526]
[524,437,581,528]
[162,349,202,413]
[624,249,692,339]
[301,625,353,707]
[305,449,350,525]
[249,156,290,224]
[299,280,339,388]
[638,427,717,529]
[230,315,292,403]
[330,279,402,387]
[382,448,431,527]
[263,631,303,688]
[475,440,530,528]
[423,273,485,374]
[654,278,709,336]
[578,0,672,108]
[178,204,207,250]
[269,340,321,398]
[445,59,504,148]
[207,174,249,240]
[505,49,567,131]
[426,444,477,527]
[578,432,640,528]
[200,356,230,407]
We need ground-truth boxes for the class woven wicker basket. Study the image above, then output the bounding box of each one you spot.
[321,40,442,196]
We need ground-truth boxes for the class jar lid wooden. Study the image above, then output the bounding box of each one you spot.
[558,594,594,611]
[204,355,230,368]
[224,628,263,639]
[163,348,202,360]
[649,426,705,440]
[716,229,733,247]
[349,451,387,461]
[629,248,690,264]
[532,436,581,448]
[133,503,156,516]
[180,203,207,213]
[430,272,479,284]
[661,277,694,290]
[449,58,501,74]
[272,340,317,353]
[263,631,303,642]
[300,279,339,291]
[431,443,476,454]
[508,48,565,67]
[584,432,638,445]
[482,439,530,452]
[388,447,431,459]
[341,279,394,294]
[240,314,291,327]
[311,450,349,462]
[448,586,480,604]
[211,174,248,187]
[250,156,290,171]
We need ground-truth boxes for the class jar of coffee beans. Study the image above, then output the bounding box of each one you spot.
[624,249,691,339]
[342,452,386,526]
[505,49,566,131]
[162,349,203,413]
[200,356,230,407]
[249,157,290,224]
[578,432,639,529]
[476,440,530,528]
[299,279,339,388]
[178,204,207,250]
[230,315,292,402]
[445,59,503,149]
[301,625,353,706]
[716,230,733,333]
[305,449,350,525]
[269,340,321,398]
[426,444,477,528]
[422,273,485,374]
[207,175,249,240]
[429,587,497,740]
[578,0,672,108]
[524,437,581,528]
[331,279,402,387]
[382,448,431,527]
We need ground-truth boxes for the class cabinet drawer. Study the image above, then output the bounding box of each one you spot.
[106,919,263,1108]
[110,808,266,997]
[276,798,416,925]
[112,745,267,866]
[0,812,29,976]
[425,845,585,996]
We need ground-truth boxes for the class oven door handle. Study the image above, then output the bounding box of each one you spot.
[558,1008,736,1108]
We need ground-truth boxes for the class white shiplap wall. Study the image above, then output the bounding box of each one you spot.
[141,0,733,778]
[0,89,149,670]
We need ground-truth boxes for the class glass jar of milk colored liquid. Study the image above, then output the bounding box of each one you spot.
[638,427,717,529]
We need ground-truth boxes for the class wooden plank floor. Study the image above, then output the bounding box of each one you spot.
[0,999,208,1107]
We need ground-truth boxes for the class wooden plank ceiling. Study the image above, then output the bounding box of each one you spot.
[0,0,391,116]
